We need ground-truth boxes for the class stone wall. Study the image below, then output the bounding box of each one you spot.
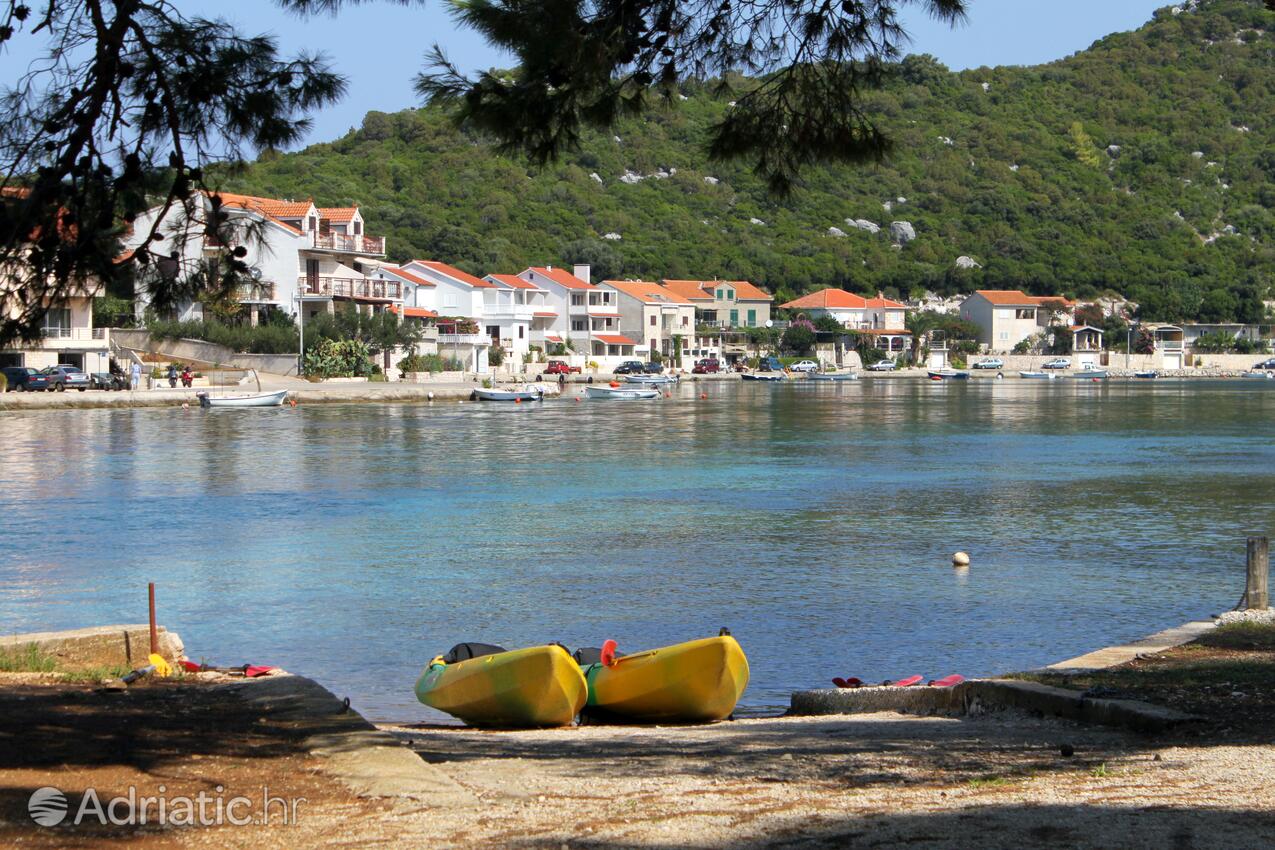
[112,329,299,376]
[0,624,184,670]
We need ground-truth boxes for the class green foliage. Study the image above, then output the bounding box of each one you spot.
[1012,339,1033,354]
[1068,122,1104,169]
[93,295,137,329]
[1049,326,1074,355]
[860,347,888,365]
[397,353,450,373]
[303,338,373,378]
[488,346,505,366]
[147,318,298,354]
[813,315,846,333]
[0,372,6,392]
[223,1,1274,323]
[306,306,422,355]
[781,320,816,353]
[0,643,57,673]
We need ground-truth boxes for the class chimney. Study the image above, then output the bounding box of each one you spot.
[574,264,591,284]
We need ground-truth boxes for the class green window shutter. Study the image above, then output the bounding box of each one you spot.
[747,309,756,326]
[729,309,739,326]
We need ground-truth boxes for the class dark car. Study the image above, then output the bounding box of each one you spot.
[692,358,720,374]
[614,360,645,375]
[1251,358,1275,371]
[759,356,784,372]
[2,366,51,392]
[41,364,91,391]
[642,362,664,374]
[91,371,128,391]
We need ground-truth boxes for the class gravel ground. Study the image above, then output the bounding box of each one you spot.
[368,712,1275,849]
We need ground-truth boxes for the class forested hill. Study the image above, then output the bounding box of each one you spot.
[227,0,1274,323]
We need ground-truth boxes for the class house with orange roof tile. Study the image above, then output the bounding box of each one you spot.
[483,273,557,370]
[601,279,699,368]
[396,260,497,373]
[124,192,392,330]
[514,265,636,366]
[779,288,912,359]
[959,290,1077,352]
[661,279,773,329]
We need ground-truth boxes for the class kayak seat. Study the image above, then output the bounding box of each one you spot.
[442,642,507,664]
[573,646,627,666]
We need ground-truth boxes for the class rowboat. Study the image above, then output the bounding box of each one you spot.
[1073,368,1108,379]
[623,374,677,385]
[579,633,749,724]
[927,369,970,380]
[472,385,544,402]
[415,643,587,728]
[1133,370,1159,379]
[196,388,288,408]
[1018,371,1058,380]
[741,372,785,382]
[806,371,859,381]
[585,384,661,400]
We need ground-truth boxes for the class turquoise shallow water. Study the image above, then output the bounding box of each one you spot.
[1,379,1273,721]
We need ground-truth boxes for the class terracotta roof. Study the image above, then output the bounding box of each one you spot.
[207,192,307,234]
[725,280,773,301]
[865,296,907,309]
[544,333,564,343]
[595,334,637,345]
[526,266,596,290]
[389,305,438,318]
[603,280,692,304]
[781,289,869,310]
[662,279,774,302]
[317,206,359,222]
[660,280,716,301]
[410,260,495,288]
[377,265,434,287]
[487,273,543,291]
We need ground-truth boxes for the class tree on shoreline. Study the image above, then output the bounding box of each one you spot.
[0,0,964,346]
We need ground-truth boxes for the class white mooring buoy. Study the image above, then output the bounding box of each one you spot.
[952,551,970,567]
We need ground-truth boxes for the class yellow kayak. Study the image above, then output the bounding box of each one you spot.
[582,634,749,723]
[415,643,587,728]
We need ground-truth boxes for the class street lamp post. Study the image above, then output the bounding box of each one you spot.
[296,292,305,378]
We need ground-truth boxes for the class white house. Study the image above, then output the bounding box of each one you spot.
[396,260,494,373]
[0,275,111,374]
[484,273,558,370]
[958,290,1075,352]
[515,265,635,367]
[780,288,911,360]
[601,280,698,368]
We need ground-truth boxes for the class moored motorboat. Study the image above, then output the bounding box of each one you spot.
[414,643,587,728]
[196,388,288,408]
[585,384,661,400]
[927,369,970,380]
[741,372,785,381]
[578,633,749,724]
[624,374,677,385]
[1018,371,1058,380]
[806,371,859,381]
[1133,370,1159,379]
[1073,367,1108,379]
[473,385,544,402]
[1242,370,1275,380]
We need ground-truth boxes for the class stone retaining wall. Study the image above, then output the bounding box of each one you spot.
[1,624,184,670]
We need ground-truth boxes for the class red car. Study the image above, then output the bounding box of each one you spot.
[543,360,581,375]
[692,358,720,374]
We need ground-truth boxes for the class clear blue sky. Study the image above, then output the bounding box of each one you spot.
[1,0,1169,147]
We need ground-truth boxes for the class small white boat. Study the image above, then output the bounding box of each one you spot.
[584,384,661,400]
[741,372,785,382]
[197,388,288,408]
[1242,371,1275,380]
[624,374,677,385]
[1073,367,1108,379]
[927,369,970,380]
[472,385,544,402]
[1018,371,1058,380]
[806,371,859,382]
[1133,370,1158,379]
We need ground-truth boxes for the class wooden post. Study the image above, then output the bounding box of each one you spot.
[148,582,159,655]
[1245,537,1269,611]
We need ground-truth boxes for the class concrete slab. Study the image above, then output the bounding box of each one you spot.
[1045,620,1217,672]
[0,624,183,669]
[789,684,964,717]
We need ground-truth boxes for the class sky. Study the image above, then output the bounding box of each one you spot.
[0,0,1171,147]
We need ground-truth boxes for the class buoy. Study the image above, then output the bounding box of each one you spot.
[515,398,521,404]
[952,551,970,566]
[427,391,435,401]
[664,392,671,398]
[699,393,707,400]
[575,397,580,402]
[289,398,297,407]
[181,402,189,410]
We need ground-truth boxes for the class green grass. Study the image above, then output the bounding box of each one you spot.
[0,643,58,673]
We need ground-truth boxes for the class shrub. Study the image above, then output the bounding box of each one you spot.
[0,372,6,392]
[398,353,449,373]
[781,319,816,353]
[860,347,888,366]
[146,318,298,354]
[488,346,505,366]
[303,338,373,378]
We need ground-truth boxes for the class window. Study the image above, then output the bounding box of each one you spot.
[681,315,688,327]
[43,308,71,334]
[650,315,657,326]
[571,293,584,306]
[747,309,756,326]
[572,320,586,332]
[725,289,735,301]
[352,220,361,235]
[729,309,739,327]
[518,325,524,339]
[1015,308,1036,320]
[715,288,724,300]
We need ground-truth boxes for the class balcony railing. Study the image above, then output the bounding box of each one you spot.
[299,276,401,300]
[438,333,486,346]
[306,232,386,255]
[236,283,278,302]
[24,327,110,348]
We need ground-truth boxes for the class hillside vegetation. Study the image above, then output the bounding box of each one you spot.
[226,0,1274,323]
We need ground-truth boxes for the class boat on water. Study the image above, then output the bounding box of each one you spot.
[1242,370,1275,380]
[414,643,587,728]
[624,374,678,385]
[585,384,661,400]
[578,632,749,724]
[741,372,785,382]
[806,371,859,382]
[1018,371,1059,380]
[472,384,544,402]
[196,370,288,408]
[1073,367,1109,379]
[1133,370,1159,379]
[927,369,970,380]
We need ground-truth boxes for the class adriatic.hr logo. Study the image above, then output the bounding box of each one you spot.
[28,787,69,826]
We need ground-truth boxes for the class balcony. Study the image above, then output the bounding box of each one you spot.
[24,327,110,349]
[236,282,278,303]
[437,333,486,346]
[299,276,401,300]
[305,232,386,255]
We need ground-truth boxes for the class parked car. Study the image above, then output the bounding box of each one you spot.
[40,364,91,391]
[972,358,1004,370]
[789,359,819,373]
[613,360,645,375]
[543,360,581,376]
[1041,358,1071,370]
[759,356,784,372]
[1251,358,1275,371]
[692,358,720,374]
[642,362,665,374]
[2,366,51,391]
[91,371,128,391]
[865,360,896,371]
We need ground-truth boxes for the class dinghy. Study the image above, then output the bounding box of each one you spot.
[196,370,288,407]
[472,385,544,402]
[806,371,859,382]
[585,384,661,400]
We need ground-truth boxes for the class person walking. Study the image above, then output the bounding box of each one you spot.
[130,361,141,390]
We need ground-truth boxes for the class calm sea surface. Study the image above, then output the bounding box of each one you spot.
[1,379,1272,720]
